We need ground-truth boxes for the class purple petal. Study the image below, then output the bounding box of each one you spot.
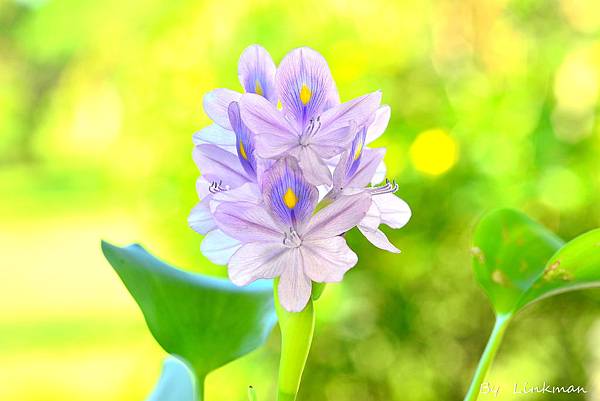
[358,225,400,253]
[372,193,411,229]
[301,237,357,282]
[192,124,237,154]
[203,89,241,130]
[298,146,333,186]
[332,151,350,191]
[302,192,371,239]
[228,242,290,285]
[188,196,217,235]
[238,45,277,104]
[193,144,251,188]
[201,230,241,265]
[240,93,299,158]
[345,148,386,189]
[210,183,262,213]
[324,81,341,109]
[319,91,382,137]
[366,105,391,144]
[276,47,335,130]
[277,248,312,312]
[261,157,318,230]
[214,201,283,242]
[228,102,257,178]
[307,124,356,159]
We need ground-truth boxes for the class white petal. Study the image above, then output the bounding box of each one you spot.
[360,201,381,231]
[371,160,387,185]
[372,193,412,229]
[302,237,358,282]
[358,225,400,253]
[228,242,290,286]
[203,89,241,130]
[196,177,211,198]
[192,124,237,154]
[188,197,216,235]
[201,230,241,265]
[365,105,390,144]
[277,248,312,312]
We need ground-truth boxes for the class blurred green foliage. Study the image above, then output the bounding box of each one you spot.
[2,0,600,400]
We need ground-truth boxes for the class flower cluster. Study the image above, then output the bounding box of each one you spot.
[189,45,411,312]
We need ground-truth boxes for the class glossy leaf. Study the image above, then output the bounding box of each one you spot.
[472,209,600,316]
[471,209,564,315]
[101,241,277,397]
[146,357,196,401]
[518,228,600,308]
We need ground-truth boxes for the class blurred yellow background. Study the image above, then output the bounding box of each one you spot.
[2,0,600,400]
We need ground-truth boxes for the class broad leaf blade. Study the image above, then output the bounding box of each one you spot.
[101,241,277,380]
[519,228,600,308]
[472,209,564,315]
[146,357,196,401]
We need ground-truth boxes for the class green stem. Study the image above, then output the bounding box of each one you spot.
[463,314,512,401]
[274,281,316,401]
[196,376,205,401]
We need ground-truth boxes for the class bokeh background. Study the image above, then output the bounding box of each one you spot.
[2,0,600,400]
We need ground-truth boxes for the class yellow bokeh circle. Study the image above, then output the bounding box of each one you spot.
[410,129,459,176]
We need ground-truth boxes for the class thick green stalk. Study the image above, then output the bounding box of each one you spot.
[196,376,205,401]
[463,314,512,401]
[274,282,316,401]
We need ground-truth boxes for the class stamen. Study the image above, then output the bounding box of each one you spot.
[208,180,229,194]
[301,116,321,144]
[368,179,399,196]
[283,227,302,248]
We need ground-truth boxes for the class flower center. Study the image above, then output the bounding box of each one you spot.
[300,116,321,146]
[283,228,302,248]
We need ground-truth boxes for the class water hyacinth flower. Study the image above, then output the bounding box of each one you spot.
[214,157,371,311]
[239,48,382,186]
[328,120,411,253]
[189,44,412,311]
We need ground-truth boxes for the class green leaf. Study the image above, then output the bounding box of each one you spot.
[101,241,277,399]
[146,357,196,401]
[471,209,564,315]
[518,228,600,308]
[473,209,600,315]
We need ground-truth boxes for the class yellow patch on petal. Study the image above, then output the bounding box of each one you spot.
[239,141,248,160]
[277,100,282,110]
[254,79,263,96]
[283,188,298,209]
[300,84,311,105]
[353,140,364,160]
